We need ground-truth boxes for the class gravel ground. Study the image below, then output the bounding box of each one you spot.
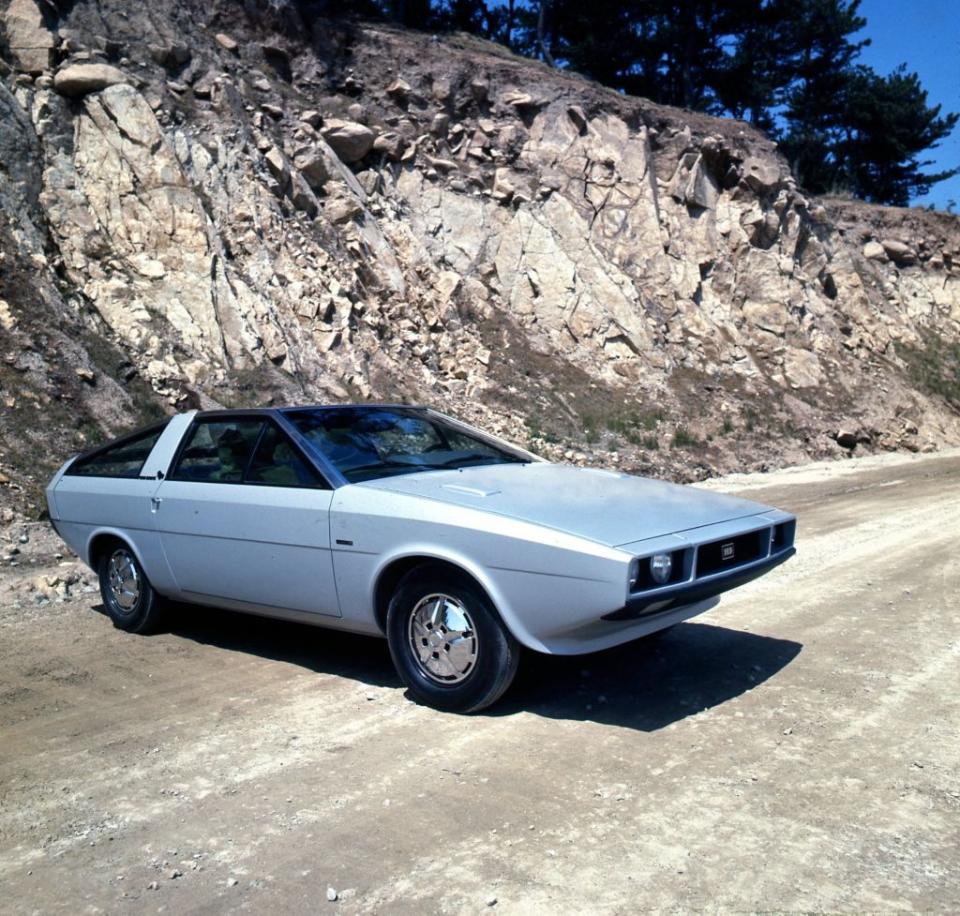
[1,451,958,913]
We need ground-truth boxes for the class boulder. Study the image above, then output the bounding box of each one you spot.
[53,63,129,97]
[862,241,887,261]
[372,132,406,161]
[264,147,289,189]
[783,348,824,389]
[321,119,376,163]
[880,238,916,265]
[293,146,332,189]
[683,155,717,210]
[492,167,516,201]
[469,79,489,102]
[3,0,55,74]
[215,33,239,53]
[501,89,540,110]
[149,43,191,70]
[324,191,363,225]
[386,78,412,101]
[98,85,160,147]
[426,156,458,173]
[741,157,782,194]
[742,300,787,337]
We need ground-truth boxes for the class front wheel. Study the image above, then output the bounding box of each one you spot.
[386,566,520,713]
[97,542,164,634]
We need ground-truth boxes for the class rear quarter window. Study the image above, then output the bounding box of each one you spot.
[66,422,169,479]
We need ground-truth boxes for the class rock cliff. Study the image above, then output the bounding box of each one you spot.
[1,0,959,515]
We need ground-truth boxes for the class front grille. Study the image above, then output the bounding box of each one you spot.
[772,519,796,552]
[696,528,766,578]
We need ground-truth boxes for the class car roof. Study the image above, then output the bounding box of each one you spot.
[194,403,430,419]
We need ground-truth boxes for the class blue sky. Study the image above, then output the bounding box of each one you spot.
[856,0,959,209]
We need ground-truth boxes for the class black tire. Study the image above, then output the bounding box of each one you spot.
[97,541,164,634]
[386,565,520,713]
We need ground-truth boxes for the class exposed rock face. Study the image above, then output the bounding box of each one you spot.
[0,0,958,515]
[2,0,55,74]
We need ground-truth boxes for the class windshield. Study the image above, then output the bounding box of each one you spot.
[284,407,530,483]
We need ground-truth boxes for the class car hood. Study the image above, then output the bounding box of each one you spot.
[359,462,773,548]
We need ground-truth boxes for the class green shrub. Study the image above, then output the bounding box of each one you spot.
[671,426,701,449]
[896,333,960,404]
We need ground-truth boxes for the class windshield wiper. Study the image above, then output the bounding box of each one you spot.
[345,454,529,477]
[345,458,446,476]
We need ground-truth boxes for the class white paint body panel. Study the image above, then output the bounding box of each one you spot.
[152,480,339,616]
[51,475,176,593]
[361,463,775,546]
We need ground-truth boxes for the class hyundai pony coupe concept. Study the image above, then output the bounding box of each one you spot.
[46,405,796,711]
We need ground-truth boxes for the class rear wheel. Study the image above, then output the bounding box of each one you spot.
[97,542,164,634]
[386,566,520,713]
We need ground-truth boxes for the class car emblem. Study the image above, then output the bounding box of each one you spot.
[721,542,735,561]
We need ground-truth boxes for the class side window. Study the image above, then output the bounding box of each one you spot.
[171,420,264,483]
[68,422,168,479]
[246,423,328,489]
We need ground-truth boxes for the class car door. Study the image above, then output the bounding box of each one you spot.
[153,415,340,616]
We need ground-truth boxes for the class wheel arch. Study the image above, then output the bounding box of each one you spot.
[372,555,488,633]
[370,550,538,650]
[86,528,145,572]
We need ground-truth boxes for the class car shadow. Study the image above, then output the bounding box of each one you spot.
[132,602,801,730]
[95,601,401,691]
[491,622,802,730]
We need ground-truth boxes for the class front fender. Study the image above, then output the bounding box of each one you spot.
[368,542,550,650]
[330,485,631,653]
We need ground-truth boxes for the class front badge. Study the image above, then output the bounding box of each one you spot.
[721,542,735,561]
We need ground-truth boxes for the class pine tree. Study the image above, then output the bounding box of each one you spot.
[776,0,869,193]
[839,65,959,205]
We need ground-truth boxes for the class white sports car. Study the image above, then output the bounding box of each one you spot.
[46,405,796,711]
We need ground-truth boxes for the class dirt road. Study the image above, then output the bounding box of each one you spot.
[2,450,959,913]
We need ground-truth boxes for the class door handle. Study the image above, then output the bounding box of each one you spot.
[150,497,162,512]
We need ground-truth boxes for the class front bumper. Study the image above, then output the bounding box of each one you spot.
[603,546,795,621]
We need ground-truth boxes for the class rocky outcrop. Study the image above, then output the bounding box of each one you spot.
[0,0,958,516]
[2,0,54,74]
